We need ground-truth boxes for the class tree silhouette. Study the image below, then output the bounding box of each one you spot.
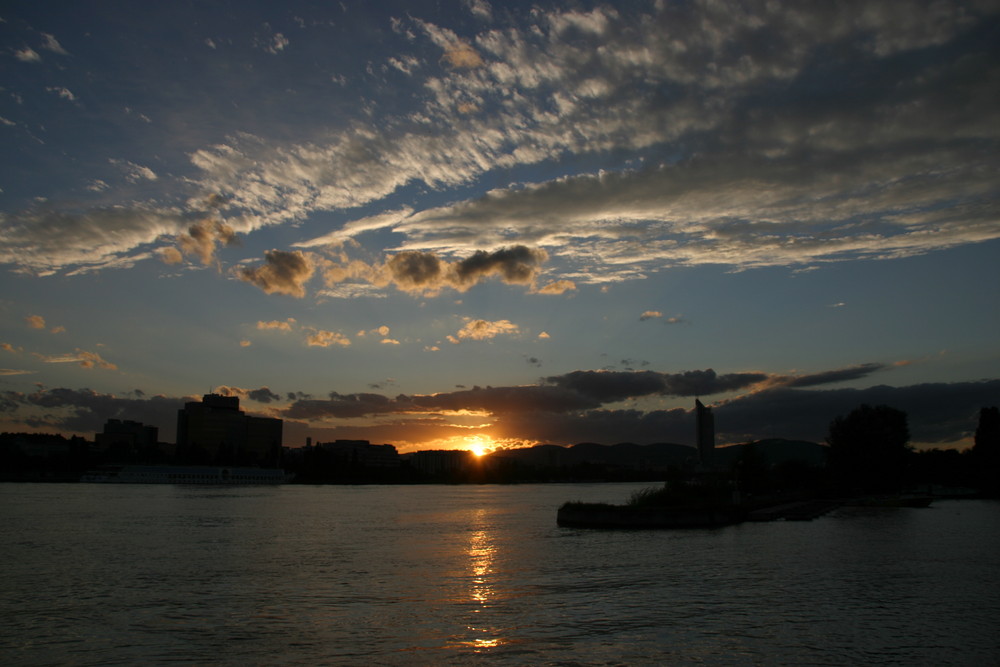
[827,404,911,493]
[972,406,1000,496]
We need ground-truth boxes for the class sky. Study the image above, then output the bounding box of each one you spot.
[1,0,998,454]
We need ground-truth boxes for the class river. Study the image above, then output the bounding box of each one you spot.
[1,482,997,665]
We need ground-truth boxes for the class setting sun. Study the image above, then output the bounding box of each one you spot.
[467,436,492,457]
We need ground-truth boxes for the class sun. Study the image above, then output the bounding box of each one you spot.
[467,435,492,457]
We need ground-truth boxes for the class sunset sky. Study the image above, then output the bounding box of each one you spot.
[2,1,998,454]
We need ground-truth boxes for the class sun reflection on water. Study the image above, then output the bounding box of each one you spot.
[461,508,505,651]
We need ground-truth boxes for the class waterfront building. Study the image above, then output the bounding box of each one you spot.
[176,394,282,466]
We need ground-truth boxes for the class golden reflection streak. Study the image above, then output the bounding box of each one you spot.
[462,508,504,650]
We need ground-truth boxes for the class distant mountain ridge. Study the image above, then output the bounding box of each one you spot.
[492,439,826,470]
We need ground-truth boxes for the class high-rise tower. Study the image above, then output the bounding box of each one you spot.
[695,399,715,469]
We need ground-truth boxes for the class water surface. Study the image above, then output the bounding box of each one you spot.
[1,483,997,665]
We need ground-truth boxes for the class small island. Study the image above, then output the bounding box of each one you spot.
[558,478,746,528]
[555,400,964,529]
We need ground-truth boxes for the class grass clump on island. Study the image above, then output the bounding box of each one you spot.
[560,480,738,512]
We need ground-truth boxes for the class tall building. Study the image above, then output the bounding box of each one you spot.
[695,399,715,469]
[176,393,282,466]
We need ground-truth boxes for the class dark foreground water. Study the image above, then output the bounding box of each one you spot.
[1,483,998,666]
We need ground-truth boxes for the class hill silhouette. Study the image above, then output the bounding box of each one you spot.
[492,439,826,471]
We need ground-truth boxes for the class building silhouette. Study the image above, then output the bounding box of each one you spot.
[95,419,164,462]
[695,399,715,469]
[409,449,475,476]
[95,419,159,452]
[176,393,282,466]
[315,439,401,468]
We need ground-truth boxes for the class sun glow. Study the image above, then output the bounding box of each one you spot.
[466,435,492,457]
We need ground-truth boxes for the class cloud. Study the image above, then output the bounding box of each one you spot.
[0,206,191,275]
[25,315,46,329]
[34,349,117,370]
[285,391,403,420]
[778,363,889,388]
[46,87,76,101]
[2,0,998,286]
[214,385,282,403]
[266,33,289,54]
[416,20,485,69]
[239,250,315,297]
[441,41,484,69]
[714,380,1000,446]
[0,388,186,440]
[388,55,422,75]
[110,159,158,183]
[159,247,184,264]
[0,369,34,376]
[544,368,769,402]
[15,47,40,62]
[452,246,547,288]
[451,318,519,342]
[464,0,493,21]
[295,208,413,248]
[257,318,296,332]
[639,310,662,321]
[380,250,444,294]
[264,361,996,449]
[175,219,239,265]
[534,279,576,295]
[305,329,351,347]
[546,370,669,403]
[40,33,69,55]
[366,245,548,296]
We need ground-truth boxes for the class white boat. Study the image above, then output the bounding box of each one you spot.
[80,465,292,484]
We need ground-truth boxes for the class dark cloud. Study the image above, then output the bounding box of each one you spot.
[1,388,186,441]
[715,380,1000,445]
[4,374,995,451]
[378,245,549,295]
[544,368,768,402]
[412,385,597,415]
[383,251,444,292]
[239,250,315,297]
[279,367,780,426]
[547,370,667,402]
[495,407,694,446]
[660,369,769,396]
[780,363,888,388]
[284,392,405,420]
[451,245,547,287]
[215,385,282,404]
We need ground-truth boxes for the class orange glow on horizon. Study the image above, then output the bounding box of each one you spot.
[467,435,491,457]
